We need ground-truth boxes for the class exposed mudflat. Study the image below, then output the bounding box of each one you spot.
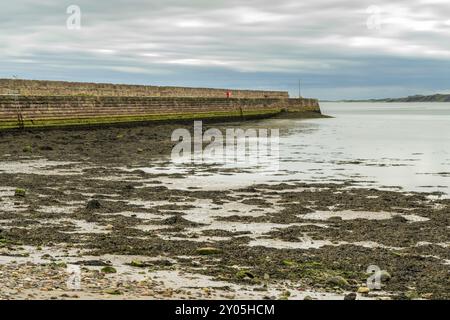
[0,120,448,300]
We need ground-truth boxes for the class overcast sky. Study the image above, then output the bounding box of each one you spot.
[2,0,450,100]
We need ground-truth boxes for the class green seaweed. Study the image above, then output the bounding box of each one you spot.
[0,109,282,131]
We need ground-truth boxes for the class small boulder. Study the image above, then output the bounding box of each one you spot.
[344,293,357,300]
[236,270,255,280]
[326,276,349,288]
[14,188,26,197]
[357,286,370,294]
[101,266,117,274]
[129,260,146,268]
[378,270,391,282]
[22,145,32,153]
[196,247,222,255]
[39,145,53,151]
[86,199,102,210]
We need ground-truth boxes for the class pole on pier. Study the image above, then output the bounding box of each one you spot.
[298,79,302,98]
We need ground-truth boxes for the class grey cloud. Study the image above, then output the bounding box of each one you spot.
[1,0,450,100]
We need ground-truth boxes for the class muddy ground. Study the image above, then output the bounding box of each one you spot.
[0,119,448,300]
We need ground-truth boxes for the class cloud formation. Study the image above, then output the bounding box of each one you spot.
[1,0,450,99]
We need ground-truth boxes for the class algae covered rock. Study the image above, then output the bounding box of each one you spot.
[22,145,32,153]
[101,266,117,274]
[379,270,391,282]
[326,276,349,288]
[14,188,26,197]
[129,260,145,268]
[236,270,255,280]
[104,289,122,295]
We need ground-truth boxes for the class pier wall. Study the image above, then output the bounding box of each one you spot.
[0,79,321,130]
[0,79,288,99]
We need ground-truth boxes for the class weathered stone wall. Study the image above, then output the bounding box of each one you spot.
[0,79,289,99]
[0,79,321,129]
[286,98,321,111]
[0,95,320,129]
[0,96,282,120]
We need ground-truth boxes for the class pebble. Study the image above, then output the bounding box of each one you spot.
[357,286,370,294]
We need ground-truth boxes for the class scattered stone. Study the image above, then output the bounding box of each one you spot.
[236,270,255,280]
[379,270,391,282]
[344,293,357,300]
[421,293,433,299]
[196,247,222,255]
[392,215,408,223]
[281,290,291,298]
[405,290,420,300]
[357,286,370,294]
[14,188,26,197]
[101,266,117,274]
[104,289,122,295]
[326,276,349,288]
[22,145,32,153]
[75,260,112,267]
[39,145,53,151]
[86,199,102,210]
[129,260,146,268]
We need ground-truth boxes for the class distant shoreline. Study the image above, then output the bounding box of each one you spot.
[322,93,450,103]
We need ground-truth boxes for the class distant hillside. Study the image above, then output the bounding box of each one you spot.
[342,94,450,103]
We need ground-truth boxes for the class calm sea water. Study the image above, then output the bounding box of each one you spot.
[148,102,450,195]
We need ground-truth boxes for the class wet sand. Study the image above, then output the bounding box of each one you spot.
[0,120,449,300]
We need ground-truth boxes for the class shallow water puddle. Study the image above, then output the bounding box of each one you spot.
[180,198,276,225]
[300,210,429,222]
[0,159,84,175]
[249,238,405,250]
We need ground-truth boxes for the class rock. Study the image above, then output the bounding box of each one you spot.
[75,260,112,266]
[392,215,408,223]
[129,260,145,268]
[196,247,222,255]
[421,293,433,299]
[236,270,255,280]
[104,289,122,295]
[357,286,370,294]
[22,145,32,153]
[101,266,117,274]
[14,188,26,197]
[344,293,357,300]
[303,296,314,300]
[39,145,53,151]
[86,199,101,210]
[105,224,114,231]
[326,276,349,288]
[405,291,419,300]
[281,290,291,297]
[379,270,391,282]
[124,184,135,191]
